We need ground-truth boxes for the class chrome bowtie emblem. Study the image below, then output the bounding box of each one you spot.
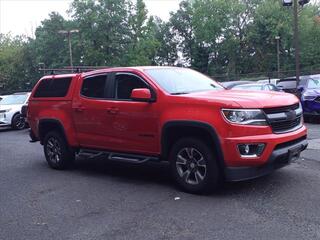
[285,110,296,120]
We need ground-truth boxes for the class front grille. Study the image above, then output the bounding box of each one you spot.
[263,103,299,114]
[270,117,302,133]
[263,103,302,134]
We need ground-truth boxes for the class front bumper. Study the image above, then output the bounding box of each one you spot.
[0,119,10,127]
[0,112,12,127]
[224,136,308,181]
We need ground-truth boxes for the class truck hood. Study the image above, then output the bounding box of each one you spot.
[186,89,299,108]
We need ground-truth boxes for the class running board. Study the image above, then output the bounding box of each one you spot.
[78,149,159,164]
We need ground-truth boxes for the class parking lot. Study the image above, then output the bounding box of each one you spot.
[1,123,320,240]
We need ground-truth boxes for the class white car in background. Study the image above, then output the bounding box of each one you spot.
[0,92,30,130]
[0,95,8,102]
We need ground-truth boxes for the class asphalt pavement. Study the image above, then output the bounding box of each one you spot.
[1,123,320,240]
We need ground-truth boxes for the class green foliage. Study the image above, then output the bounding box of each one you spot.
[0,34,40,91]
[71,0,132,66]
[1,0,320,92]
[34,12,75,68]
[299,5,320,70]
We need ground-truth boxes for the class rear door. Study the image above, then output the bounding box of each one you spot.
[72,73,116,149]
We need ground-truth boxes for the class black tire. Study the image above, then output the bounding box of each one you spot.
[11,113,26,130]
[43,131,75,170]
[169,138,222,194]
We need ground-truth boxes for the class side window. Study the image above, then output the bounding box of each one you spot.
[115,73,149,100]
[34,77,72,98]
[81,75,108,99]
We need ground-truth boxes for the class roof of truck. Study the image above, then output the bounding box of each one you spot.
[40,66,183,79]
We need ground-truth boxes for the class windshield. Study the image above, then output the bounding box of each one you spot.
[145,68,223,94]
[307,77,320,89]
[0,94,28,105]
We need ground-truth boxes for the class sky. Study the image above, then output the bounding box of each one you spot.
[0,0,182,37]
[1,0,319,37]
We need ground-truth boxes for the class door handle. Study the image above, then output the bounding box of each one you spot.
[74,106,86,112]
[106,107,119,114]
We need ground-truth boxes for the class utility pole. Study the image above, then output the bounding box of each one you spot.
[58,29,79,71]
[275,36,281,78]
[293,0,300,87]
[282,0,310,87]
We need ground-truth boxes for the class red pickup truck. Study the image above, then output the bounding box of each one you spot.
[27,67,308,194]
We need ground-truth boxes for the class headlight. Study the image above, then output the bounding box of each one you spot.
[222,109,267,126]
[302,94,316,101]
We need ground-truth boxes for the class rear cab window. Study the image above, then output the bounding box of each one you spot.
[33,77,73,98]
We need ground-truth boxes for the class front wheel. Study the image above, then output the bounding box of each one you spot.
[43,131,75,170]
[169,138,221,194]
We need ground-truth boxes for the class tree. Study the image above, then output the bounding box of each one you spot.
[0,34,40,92]
[170,1,194,66]
[247,0,293,74]
[153,17,178,66]
[299,4,320,71]
[126,0,156,65]
[71,0,132,66]
[34,12,74,68]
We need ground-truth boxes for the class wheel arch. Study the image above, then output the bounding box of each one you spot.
[161,121,225,171]
[38,119,68,145]
[11,111,21,123]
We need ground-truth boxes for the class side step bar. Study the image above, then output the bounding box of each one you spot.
[78,149,160,164]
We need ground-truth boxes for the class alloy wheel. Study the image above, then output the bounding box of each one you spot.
[46,137,62,164]
[15,116,25,129]
[176,147,207,185]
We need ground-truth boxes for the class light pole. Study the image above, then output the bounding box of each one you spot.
[275,36,281,78]
[282,0,310,87]
[58,29,79,71]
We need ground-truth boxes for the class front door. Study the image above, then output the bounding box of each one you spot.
[107,72,160,155]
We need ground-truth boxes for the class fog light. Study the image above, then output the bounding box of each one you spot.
[238,144,265,157]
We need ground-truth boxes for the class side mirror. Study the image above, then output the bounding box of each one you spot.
[131,88,153,102]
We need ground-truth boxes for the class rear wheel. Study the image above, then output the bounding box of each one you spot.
[11,113,26,130]
[169,138,221,194]
[43,131,75,170]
